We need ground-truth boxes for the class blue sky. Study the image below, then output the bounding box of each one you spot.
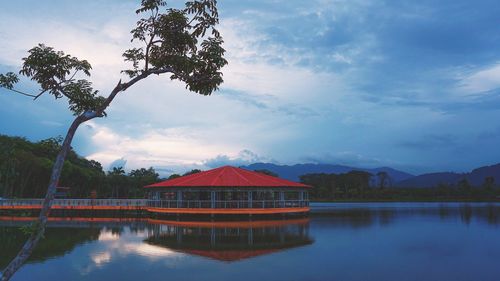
[1,0,500,175]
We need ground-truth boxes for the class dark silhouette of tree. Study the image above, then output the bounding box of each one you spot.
[254,169,278,177]
[129,167,159,197]
[483,176,495,190]
[0,1,226,279]
[183,169,202,176]
[377,171,390,190]
[458,178,472,194]
[107,167,127,197]
[168,173,182,179]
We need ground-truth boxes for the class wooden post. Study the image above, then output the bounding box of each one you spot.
[279,191,285,208]
[177,190,182,208]
[248,191,252,208]
[211,191,216,209]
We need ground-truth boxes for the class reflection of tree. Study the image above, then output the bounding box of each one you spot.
[0,227,100,269]
[486,205,498,225]
[313,204,500,227]
[459,204,473,225]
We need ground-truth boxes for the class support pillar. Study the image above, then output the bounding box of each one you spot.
[248,191,252,208]
[177,190,183,208]
[279,191,285,208]
[211,191,216,209]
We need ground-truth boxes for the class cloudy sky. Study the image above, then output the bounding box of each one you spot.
[1,0,499,175]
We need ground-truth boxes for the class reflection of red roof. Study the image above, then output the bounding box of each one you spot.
[145,166,311,188]
[182,249,281,262]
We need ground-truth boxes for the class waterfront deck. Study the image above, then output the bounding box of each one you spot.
[0,199,310,215]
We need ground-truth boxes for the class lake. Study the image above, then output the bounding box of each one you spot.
[1,202,499,281]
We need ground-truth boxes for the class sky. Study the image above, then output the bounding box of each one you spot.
[1,0,500,176]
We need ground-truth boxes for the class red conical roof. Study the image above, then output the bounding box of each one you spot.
[145,166,310,188]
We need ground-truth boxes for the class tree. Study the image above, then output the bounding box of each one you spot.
[483,176,495,191]
[168,173,182,179]
[0,1,226,280]
[457,178,472,194]
[376,171,390,190]
[254,169,279,177]
[129,167,159,197]
[183,169,203,176]
[107,167,128,198]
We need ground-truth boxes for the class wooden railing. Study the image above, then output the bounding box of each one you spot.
[0,199,146,208]
[0,199,309,209]
[147,200,309,209]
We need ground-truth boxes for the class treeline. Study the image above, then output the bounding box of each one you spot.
[2,134,499,201]
[300,171,500,201]
[0,135,160,198]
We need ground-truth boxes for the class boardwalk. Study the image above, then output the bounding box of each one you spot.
[0,199,310,215]
[0,199,146,210]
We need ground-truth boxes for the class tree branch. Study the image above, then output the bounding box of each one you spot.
[1,87,38,98]
[32,89,48,100]
[144,9,159,71]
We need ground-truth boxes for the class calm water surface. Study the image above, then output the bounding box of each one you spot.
[1,202,500,281]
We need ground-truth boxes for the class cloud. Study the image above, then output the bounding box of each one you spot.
[108,158,127,171]
[203,149,275,168]
[2,0,500,175]
[398,134,458,150]
[456,63,500,95]
[83,121,247,173]
[300,151,386,168]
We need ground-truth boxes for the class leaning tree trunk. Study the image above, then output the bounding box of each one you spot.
[0,115,85,281]
[0,72,156,281]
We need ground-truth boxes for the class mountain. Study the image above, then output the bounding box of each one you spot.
[465,164,500,186]
[240,163,414,182]
[396,172,463,188]
[396,163,500,188]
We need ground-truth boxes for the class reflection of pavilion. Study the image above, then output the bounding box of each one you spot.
[145,219,313,262]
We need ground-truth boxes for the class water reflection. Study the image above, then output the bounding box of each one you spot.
[311,202,500,227]
[1,203,500,281]
[145,219,312,261]
[0,216,312,267]
[0,224,101,269]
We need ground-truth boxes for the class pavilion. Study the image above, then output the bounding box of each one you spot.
[144,166,311,215]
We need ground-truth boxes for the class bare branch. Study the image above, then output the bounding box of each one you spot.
[96,67,174,117]
[2,87,39,98]
[32,89,48,100]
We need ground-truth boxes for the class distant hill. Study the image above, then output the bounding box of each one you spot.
[396,172,463,188]
[396,163,500,188]
[240,163,414,182]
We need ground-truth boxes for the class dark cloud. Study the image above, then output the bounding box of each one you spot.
[398,134,457,150]
[220,89,319,118]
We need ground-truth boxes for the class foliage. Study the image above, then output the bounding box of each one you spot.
[0,135,158,199]
[301,171,372,199]
[168,173,181,179]
[254,169,279,177]
[301,171,500,201]
[0,72,19,89]
[0,135,103,198]
[123,0,227,95]
[183,169,202,176]
[3,44,105,116]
